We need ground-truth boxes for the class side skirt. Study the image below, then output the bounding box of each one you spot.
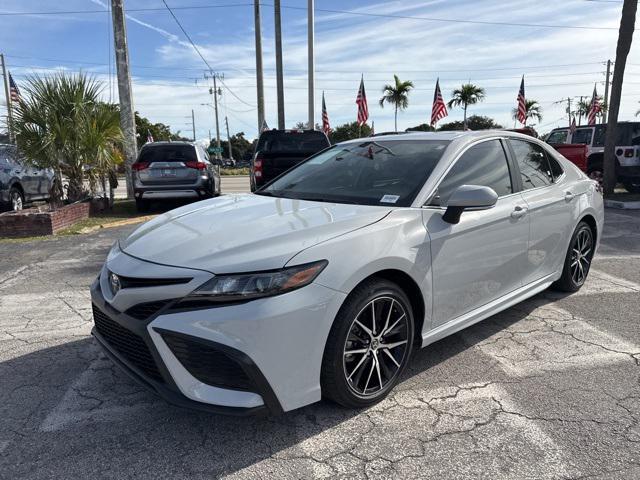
[421,273,556,348]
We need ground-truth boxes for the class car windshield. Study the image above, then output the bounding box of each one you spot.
[256,139,450,207]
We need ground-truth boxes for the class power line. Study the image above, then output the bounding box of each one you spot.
[160,0,215,73]
[0,3,620,30]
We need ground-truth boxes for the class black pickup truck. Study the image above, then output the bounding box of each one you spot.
[250,129,330,191]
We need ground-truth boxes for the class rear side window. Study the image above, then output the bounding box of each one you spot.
[509,139,554,189]
[256,131,329,153]
[431,139,512,206]
[571,129,593,145]
[547,130,568,144]
[138,145,197,163]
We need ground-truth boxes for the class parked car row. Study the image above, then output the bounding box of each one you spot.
[0,144,54,211]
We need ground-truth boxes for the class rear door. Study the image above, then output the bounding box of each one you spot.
[507,138,575,283]
[424,138,530,326]
[136,144,200,187]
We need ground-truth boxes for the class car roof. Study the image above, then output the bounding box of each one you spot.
[337,129,535,145]
[141,141,195,147]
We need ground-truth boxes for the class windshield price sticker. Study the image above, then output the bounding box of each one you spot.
[380,194,400,204]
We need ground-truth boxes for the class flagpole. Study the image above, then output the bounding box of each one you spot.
[1,54,14,143]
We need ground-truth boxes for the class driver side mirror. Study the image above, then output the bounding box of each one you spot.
[442,184,498,224]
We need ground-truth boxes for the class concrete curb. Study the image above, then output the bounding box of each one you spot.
[604,199,640,210]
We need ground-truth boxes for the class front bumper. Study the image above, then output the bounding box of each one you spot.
[90,252,346,414]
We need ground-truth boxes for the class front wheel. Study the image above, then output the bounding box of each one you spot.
[321,278,414,408]
[9,187,24,211]
[552,221,594,292]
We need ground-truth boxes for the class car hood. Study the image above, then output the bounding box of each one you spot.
[120,194,391,273]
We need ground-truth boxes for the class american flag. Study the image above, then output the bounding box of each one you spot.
[9,72,20,103]
[516,76,527,125]
[356,76,369,126]
[146,130,154,143]
[587,84,601,126]
[569,117,577,134]
[321,91,330,135]
[430,78,448,126]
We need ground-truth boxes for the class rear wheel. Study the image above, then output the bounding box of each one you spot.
[9,186,24,211]
[321,278,414,408]
[552,221,594,292]
[587,168,603,188]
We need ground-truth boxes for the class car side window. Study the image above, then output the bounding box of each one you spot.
[546,130,568,144]
[430,139,513,206]
[510,139,554,189]
[571,128,593,146]
[547,154,564,181]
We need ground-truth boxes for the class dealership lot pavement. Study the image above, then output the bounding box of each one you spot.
[1,209,639,479]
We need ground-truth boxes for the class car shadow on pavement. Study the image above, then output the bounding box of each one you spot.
[1,293,549,478]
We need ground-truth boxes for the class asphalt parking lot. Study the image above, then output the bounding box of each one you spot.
[1,207,640,479]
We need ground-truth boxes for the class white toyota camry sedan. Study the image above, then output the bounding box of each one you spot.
[91,131,604,415]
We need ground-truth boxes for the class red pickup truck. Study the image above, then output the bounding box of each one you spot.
[547,122,640,193]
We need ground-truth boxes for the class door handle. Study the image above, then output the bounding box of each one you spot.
[564,191,575,201]
[511,205,528,219]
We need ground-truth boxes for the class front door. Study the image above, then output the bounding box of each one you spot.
[423,139,530,326]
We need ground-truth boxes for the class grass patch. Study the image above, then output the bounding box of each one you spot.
[220,167,250,176]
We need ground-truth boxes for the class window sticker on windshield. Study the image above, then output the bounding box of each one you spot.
[380,194,400,204]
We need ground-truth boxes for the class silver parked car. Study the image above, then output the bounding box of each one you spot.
[133,141,221,211]
[92,131,603,415]
[0,144,54,211]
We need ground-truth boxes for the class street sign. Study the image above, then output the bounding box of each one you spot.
[207,146,223,154]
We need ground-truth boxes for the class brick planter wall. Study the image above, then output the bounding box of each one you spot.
[0,202,90,238]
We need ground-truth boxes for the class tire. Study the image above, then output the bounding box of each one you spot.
[623,182,640,194]
[321,278,415,408]
[552,221,595,293]
[9,186,24,211]
[587,168,603,188]
[135,198,150,212]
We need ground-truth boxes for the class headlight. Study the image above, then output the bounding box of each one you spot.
[184,260,328,305]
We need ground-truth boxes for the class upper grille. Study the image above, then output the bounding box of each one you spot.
[160,331,255,392]
[125,300,173,321]
[113,274,192,289]
[93,304,164,383]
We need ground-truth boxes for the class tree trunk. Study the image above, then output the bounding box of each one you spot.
[604,0,637,194]
[463,104,468,130]
[394,105,398,132]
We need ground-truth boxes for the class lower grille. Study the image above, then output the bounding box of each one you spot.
[160,331,255,392]
[93,304,164,383]
[125,300,172,320]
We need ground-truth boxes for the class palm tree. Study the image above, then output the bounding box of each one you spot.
[379,75,414,132]
[512,99,543,126]
[12,73,122,205]
[447,83,486,130]
[604,0,637,194]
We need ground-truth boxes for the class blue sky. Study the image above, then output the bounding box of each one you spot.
[1,0,639,141]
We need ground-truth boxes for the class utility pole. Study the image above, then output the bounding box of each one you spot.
[578,96,585,125]
[208,74,222,161]
[254,0,265,133]
[567,97,572,123]
[111,0,137,199]
[274,0,285,129]
[307,0,315,130]
[1,54,13,143]
[603,59,612,123]
[191,109,196,141]
[225,116,234,161]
